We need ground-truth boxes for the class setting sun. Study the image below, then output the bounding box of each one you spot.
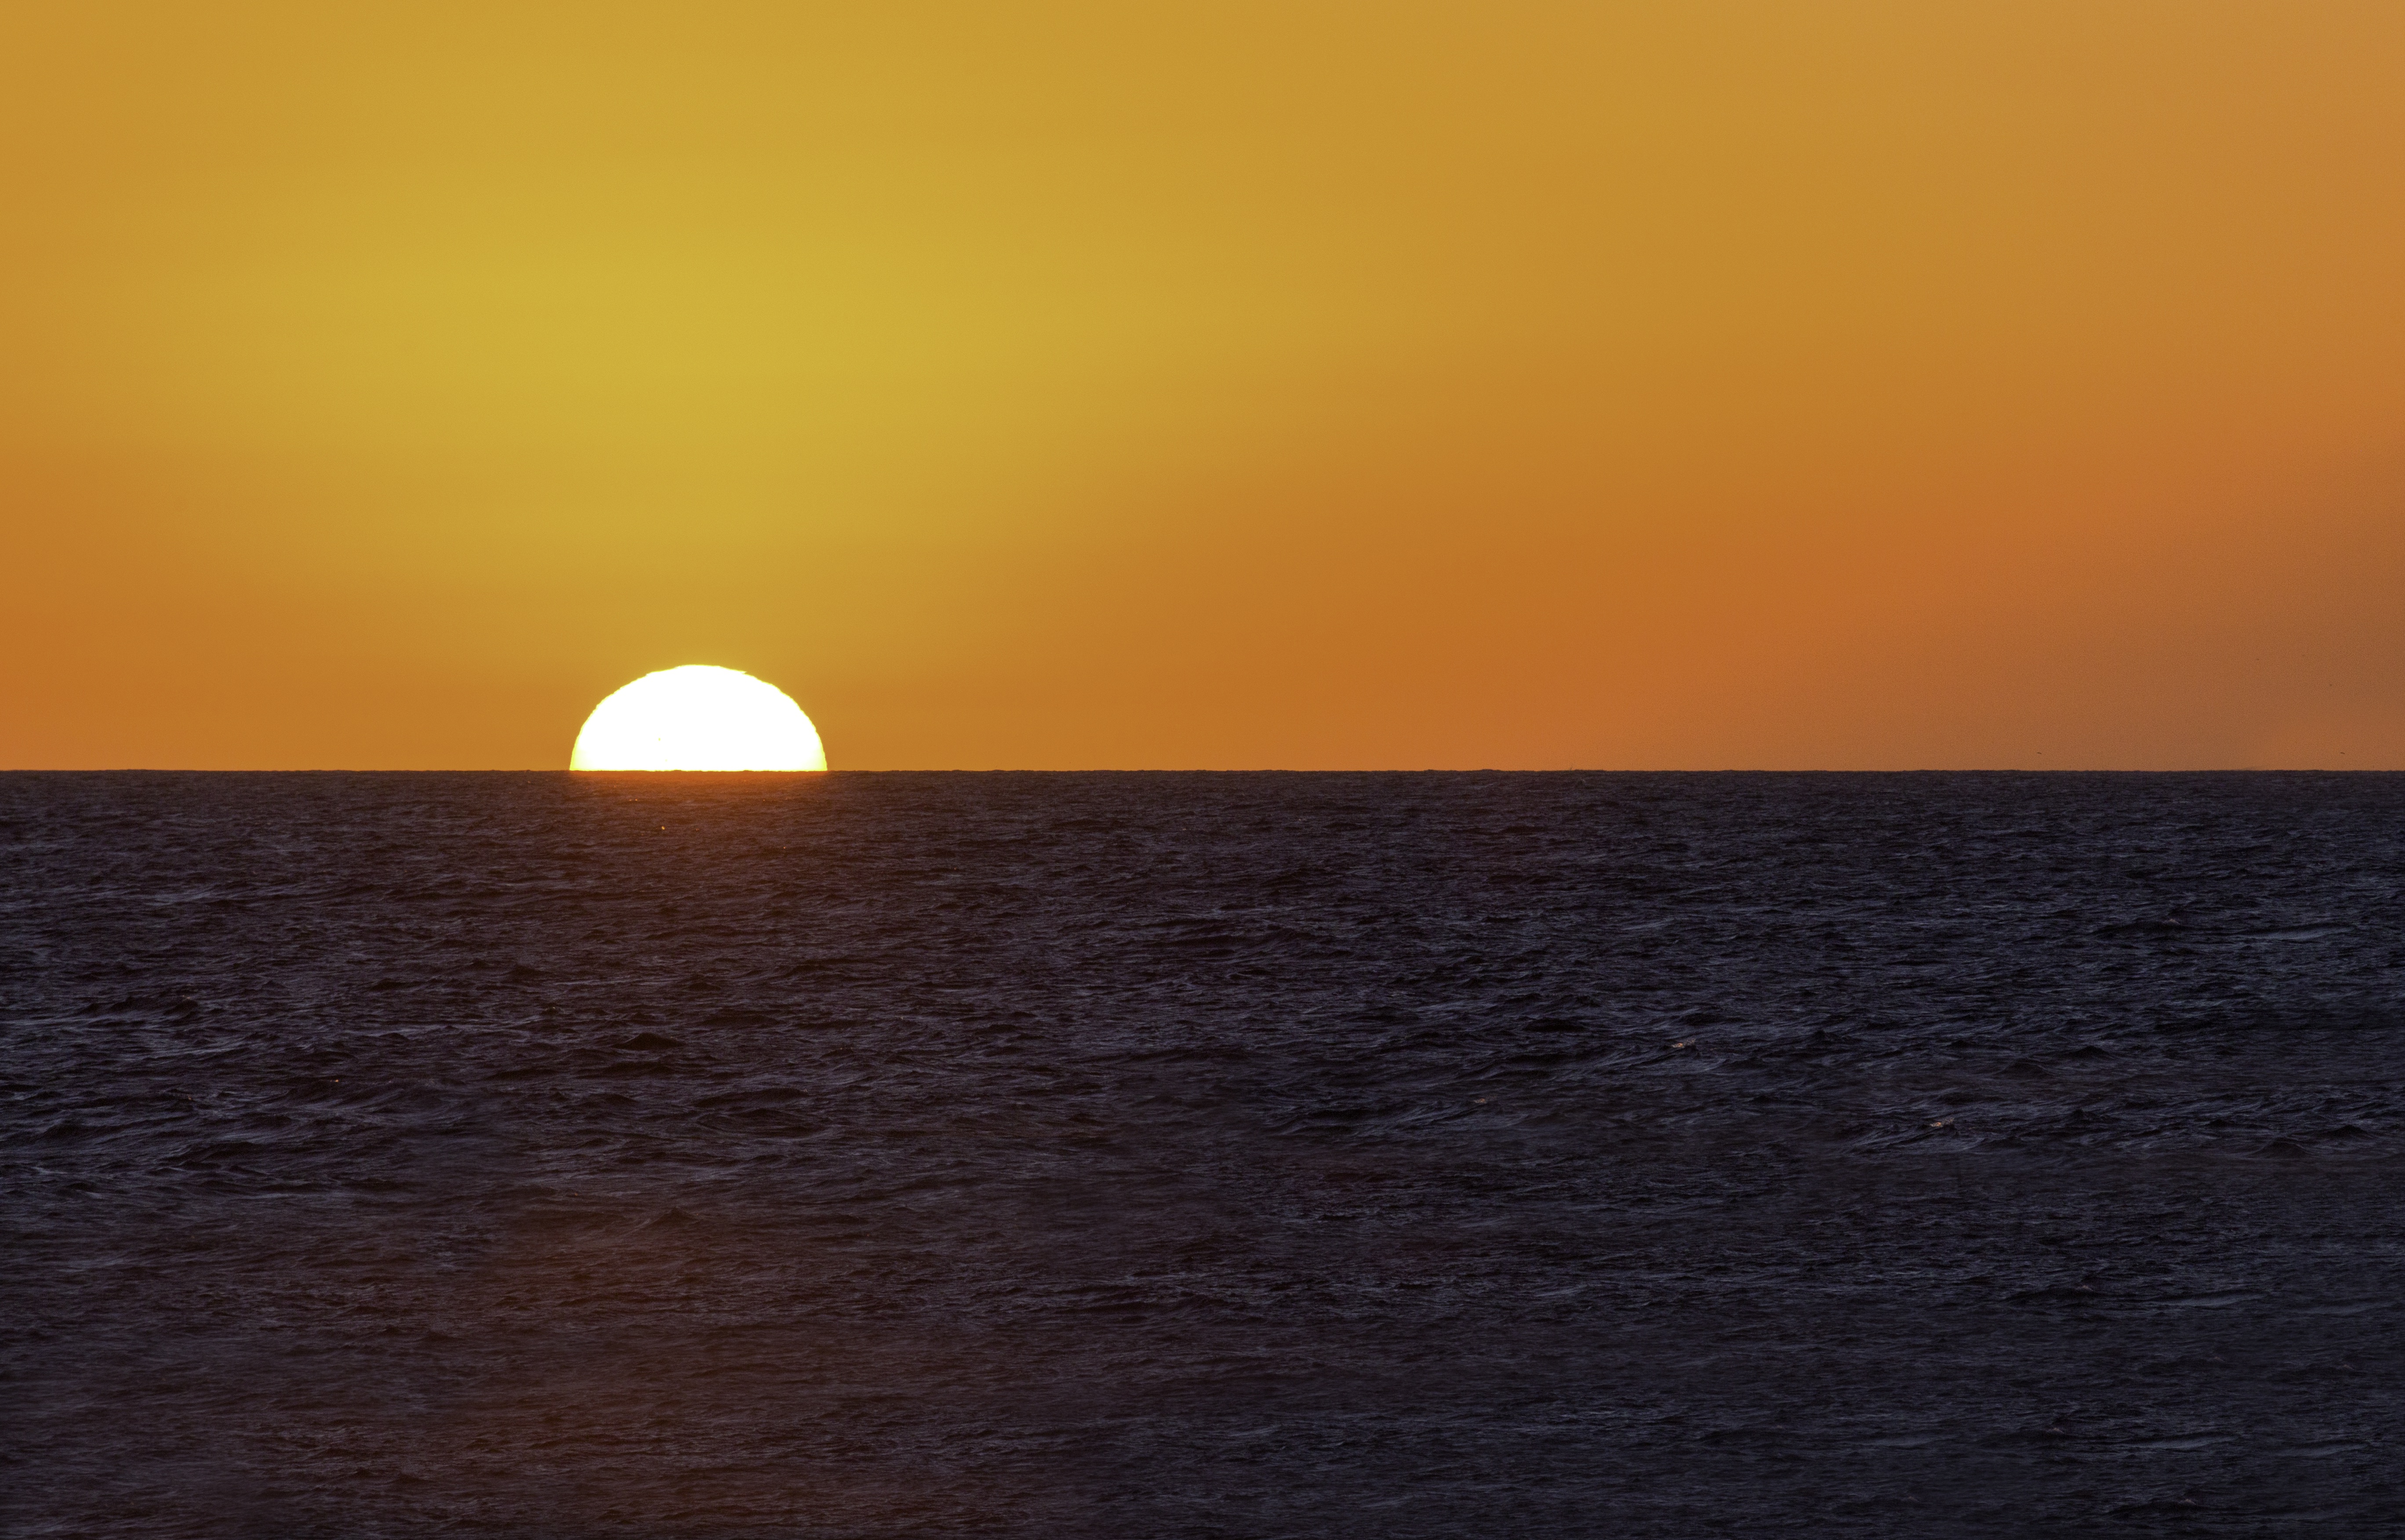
[569,665,826,771]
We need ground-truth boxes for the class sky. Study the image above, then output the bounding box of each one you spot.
[7,1,2405,770]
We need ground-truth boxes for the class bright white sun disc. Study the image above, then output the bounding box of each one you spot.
[570,665,827,771]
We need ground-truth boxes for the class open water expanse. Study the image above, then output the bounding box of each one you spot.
[4,770,2402,1537]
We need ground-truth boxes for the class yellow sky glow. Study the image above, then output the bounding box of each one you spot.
[7,3,2405,767]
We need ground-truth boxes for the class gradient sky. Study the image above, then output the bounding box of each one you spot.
[7,2,2405,768]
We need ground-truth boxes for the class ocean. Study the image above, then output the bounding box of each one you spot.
[4,770,2400,1536]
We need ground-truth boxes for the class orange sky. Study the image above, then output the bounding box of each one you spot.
[7,2,2405,768]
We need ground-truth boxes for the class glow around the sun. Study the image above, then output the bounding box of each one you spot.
[570,665,827,771]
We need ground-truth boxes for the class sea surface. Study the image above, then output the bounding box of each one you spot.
[4,771,2401,1537]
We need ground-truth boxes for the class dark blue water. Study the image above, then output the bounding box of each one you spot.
[4,771,2401,1536]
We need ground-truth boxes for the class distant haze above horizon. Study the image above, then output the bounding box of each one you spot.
[7,3,2405,770]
